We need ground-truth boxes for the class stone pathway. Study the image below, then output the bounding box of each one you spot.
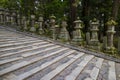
[0,27,120,80]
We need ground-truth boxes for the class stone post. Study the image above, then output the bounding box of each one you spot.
[107,25,115,48]
[5,10,10,25]
[38,16,44,34]
[50,14,56,40]
[30,15,36,32]
[17,14,21,28]
[89,18,100,50]
[72,17,83,45]
[10,12,13,25]
[55,24,60,40]
[12,12,16,26]
[59,19,69,42]
[23,17,27,30]
[0,8,4,25]
[118,37,120,52]
[105,18,116,53]
[21,16,26,30]
[86,32,90,45]
[103,36,107,50]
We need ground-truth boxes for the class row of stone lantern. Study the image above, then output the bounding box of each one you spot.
[0,8,119,54]
[86,18,117,53]
[0,8,17,27]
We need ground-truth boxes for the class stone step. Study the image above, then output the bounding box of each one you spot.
[0,47,70,76]
[21,45,61,57]
[0,43,54,58]
[0,38,38,44]
[0,36,26,38]
[40,53,84,80]
[0,35,33,39]
[108,61,116,80]
[0,39,42,48]
[65,55,94,80]
[0,41,48,52]
[0,37,33,42]
[12,50,76,80]
[0,57,23,65]
[89,58,104,80]
[0,38,41,45]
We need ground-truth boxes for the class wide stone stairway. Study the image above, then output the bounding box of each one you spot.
[0,27,120,80]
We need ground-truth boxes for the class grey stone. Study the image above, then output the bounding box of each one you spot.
[59,20,69,41]
[103,36,107,50]
[108,61,116,80]
[118,37,120,52]
[86,32,90,45]
[13,50,75,80]
[50,14,56,40]
[0,57,22,65]
[30,15,36,32]
[72,17,83,45]
[88,19,100,50]
[40,53,84,80]
[65,55,94,80]
[38,16,44,34]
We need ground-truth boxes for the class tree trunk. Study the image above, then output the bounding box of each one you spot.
[69,0,77,28]
[112,0,120,20]
[82,0,91,32]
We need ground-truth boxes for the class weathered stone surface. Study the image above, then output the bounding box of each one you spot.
[72,17,83,44]
[38,16,44,34]
[0,27,119,80]
[118,37,120,52]
[40,53,84,80]
[30,15,36,32]
[88,19,100,50]
[50,14,56,40]
[103,36,107,50]
[0,57,22,65]
[86,32,90,45]
[65,55,94,80]
[108,61,116,80]
[59,20,69,41]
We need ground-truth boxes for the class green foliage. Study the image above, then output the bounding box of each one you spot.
[106,18,117,26]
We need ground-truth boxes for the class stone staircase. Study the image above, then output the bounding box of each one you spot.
[0,27,120,80]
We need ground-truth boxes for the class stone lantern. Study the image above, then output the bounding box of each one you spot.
[59,18,69,42]
[21,16,27,30]
[72,17,83,44]
[0,8,4,25]
[106,18,116,53]
[5,9,10,25]
[89,18,100,50]
[38,15,44,34]
[17,14,21,28]
[11,11,16,26]
[50,14,56,39]
[30,15,36,32]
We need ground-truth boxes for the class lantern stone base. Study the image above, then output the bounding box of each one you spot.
[71,38,83,45]
[87,41,100,51]
[0,22,4,25]
[38,28,44,35]
[104,47,116,54]
[6,22,11,25]
[24,26,28,31]
[30,27,36,32]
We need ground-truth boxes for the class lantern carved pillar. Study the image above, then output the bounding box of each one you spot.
[38,16,44,34]
[30,15,36,32]
[72,17,83,45]
[50,14,56,40]
[105,18,116,53]
[89,18,100,50]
